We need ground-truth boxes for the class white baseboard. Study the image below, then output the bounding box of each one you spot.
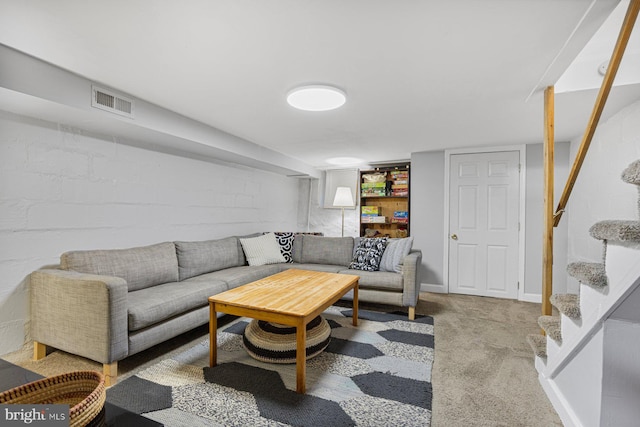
[420,283,446,293]
[520,292,542,303]
[421,285,542,303]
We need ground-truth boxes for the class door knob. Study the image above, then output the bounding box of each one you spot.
[451,234,458,240]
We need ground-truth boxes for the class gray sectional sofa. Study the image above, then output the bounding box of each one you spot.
[30,233,421,385]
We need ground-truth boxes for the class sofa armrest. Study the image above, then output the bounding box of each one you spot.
[30,269,129,364]
[401,250,422,307]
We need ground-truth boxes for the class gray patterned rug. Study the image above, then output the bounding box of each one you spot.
[106,306,434,426]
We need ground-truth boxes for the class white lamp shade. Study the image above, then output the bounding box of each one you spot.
[333,187,354,207]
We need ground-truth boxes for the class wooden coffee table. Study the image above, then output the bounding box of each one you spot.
[208,269,359,393]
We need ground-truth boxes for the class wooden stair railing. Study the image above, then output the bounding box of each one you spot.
[553,0,640,227]
[542,0,639,317]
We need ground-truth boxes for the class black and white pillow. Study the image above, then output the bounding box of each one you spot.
[349,237,389,271]
[272,232,295,263]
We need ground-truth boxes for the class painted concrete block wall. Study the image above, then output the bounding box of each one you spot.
[566,100,640,293]
[0,111,300,356]
[297,178,359,237]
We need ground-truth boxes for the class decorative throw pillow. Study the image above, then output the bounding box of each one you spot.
[240,233,287,266]
[380,237,414,273]
[349,237,389,271]
[270,232,295,263]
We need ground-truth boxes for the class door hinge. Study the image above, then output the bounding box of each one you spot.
[518,163,521,173]
[517,281,520,289]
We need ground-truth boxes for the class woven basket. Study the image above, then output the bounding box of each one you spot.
[0,370,106,427]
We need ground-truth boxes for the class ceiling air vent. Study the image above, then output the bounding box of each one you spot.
[91,85,134,118]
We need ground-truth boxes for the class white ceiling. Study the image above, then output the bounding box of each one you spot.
[1,0,639,171]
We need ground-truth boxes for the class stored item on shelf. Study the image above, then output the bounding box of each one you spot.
[393,211,408,218]
[361,206,381,215]
[362,188,386,197]
[391,190,408,197]
[392,184,408,189]
[390,171,409,179]
[362,173,386,183]
[361,182,386,188]
[364,228,381,238]
[361,215,387,223]
[391,218,409,224]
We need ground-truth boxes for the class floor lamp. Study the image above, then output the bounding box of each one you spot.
[333,186,355,237]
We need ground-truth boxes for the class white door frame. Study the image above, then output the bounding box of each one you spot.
[443,145,527,301]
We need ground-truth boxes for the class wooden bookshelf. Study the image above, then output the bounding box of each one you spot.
[359,163,410,237]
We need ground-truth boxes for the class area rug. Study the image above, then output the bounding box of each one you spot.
[106,306,434,426]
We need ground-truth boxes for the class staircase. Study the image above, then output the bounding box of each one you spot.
[527,160,640,427]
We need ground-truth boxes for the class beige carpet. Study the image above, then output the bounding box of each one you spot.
[2,292,561,426]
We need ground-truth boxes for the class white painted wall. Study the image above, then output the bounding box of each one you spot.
[601,317,640,426]
[553,323,605,427]
[410,151,445,291]
[0,111,301,356]
[566,100,640,293]
[524,142,571,298]
[409,145,570,299]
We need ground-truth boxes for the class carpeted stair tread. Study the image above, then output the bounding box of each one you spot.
[621,159,640,186]
[589,220,640,242]
[526,334,547,358]
[537,316,562,343]
[549,294,581,320]
[567,262,608,288]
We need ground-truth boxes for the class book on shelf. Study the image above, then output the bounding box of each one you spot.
[391,184,408,189]
[361,182,386,188]
[391,191,408,197]
[393,211,408,218]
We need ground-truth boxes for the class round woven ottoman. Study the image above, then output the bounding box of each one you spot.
[242,316,331,364]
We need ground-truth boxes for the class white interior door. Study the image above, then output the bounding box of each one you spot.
[448,151,520,299]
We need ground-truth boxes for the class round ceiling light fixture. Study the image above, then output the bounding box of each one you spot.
[287,85,346,111]
[326,157,364,166]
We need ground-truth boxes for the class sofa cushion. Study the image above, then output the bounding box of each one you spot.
[127,279,228,331]
[338,269,403,291]
[187,264,281,289]
[240,233,287,266]
[290,232,323,263]
[175,237,243,281]
[380,237,414,273]
[350,237,388,271]
[60,242,179,292]
[291,234,303,263]
[300,235,354,266]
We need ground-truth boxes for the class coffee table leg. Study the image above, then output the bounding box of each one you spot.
[209,302,217,367]
[352,282,359,326]
[296,321,306,393]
